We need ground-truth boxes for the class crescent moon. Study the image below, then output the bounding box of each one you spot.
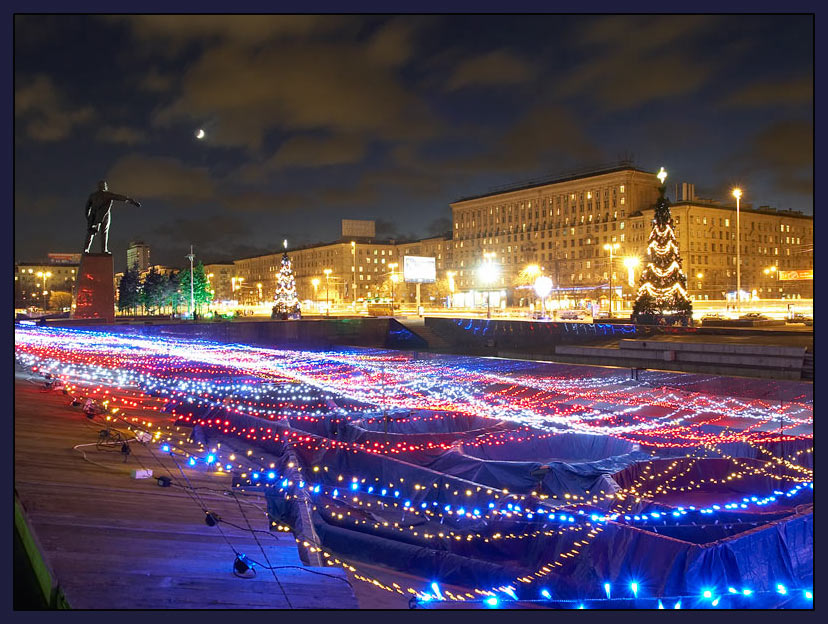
[195,129,206,139]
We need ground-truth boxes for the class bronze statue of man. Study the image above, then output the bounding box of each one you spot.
[83,180,141,254]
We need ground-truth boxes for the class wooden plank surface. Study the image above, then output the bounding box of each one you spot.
[14,374,358,609]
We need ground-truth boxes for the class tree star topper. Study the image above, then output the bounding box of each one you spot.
[657,167,668,185]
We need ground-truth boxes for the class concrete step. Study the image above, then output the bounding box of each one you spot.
[401,323,453,349]
[619,339,807,357]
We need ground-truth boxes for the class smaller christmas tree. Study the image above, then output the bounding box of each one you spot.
[632,167,693,324]
[273,245,300,319]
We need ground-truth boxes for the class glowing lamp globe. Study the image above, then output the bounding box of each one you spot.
[533,276,553,298]
[478,262,499,285]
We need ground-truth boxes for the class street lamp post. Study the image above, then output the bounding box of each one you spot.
[36,271,52,310]
[524,264,540,311]
[732,188,743,314]
[186,246,195,320]
[480,252,498,319]
[446,271,456,308]
[764,265,781,298]
[351,241,356,310]
[623,256,639,313]
[603,243,619,316]
[388,262,398,313]
[323,269,332,317]
[311,278,320,312]
[534,275,553,319]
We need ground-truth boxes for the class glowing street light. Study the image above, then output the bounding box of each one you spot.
[323,269,332,317]
[311,278,320,310]
[534,275,553,319]
[256,282,263,302]
[623,256,639,287]
[732,187,743,314]
[478,252,499,319]
[36,271,52,310]
[764,265,781,298]
[351,241,356,309]
[446,270,456,308]
[603,242,620,316]
[388,262,398,312]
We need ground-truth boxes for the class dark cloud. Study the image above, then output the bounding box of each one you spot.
[148,214,252,260]
[15,75,95,141]
[106,154,216,203]
[426,216,452,236]
[560,16,719,111]
[219,190,307,214]
[724,120,813,196]
[365,17,434,68]
[445,49,536,91]
[318,184,380,208]
[438,104,600,174]
[720,75,812,109]
[239,134,367,181]
[152,37,441,150]
[14,191,64,219]
[95,125,147,146]
[373,218,412,240]
[113,15,355,51]
[139,68,175,93]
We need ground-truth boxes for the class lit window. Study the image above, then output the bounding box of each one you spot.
[620,197,625,205]
[725,218,730,227]
[619,185,625,193]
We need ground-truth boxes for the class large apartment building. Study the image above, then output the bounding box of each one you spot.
[449,166,661,307]
[14,255,80,309]
[449,166,812,308]
[233,240,403,306]
[211,165,812,312]
[644,200,813,301]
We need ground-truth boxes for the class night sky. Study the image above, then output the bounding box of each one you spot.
[14,14,813,272]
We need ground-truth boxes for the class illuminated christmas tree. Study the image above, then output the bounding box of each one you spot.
[273,248,301,319]
[632,167,693,324]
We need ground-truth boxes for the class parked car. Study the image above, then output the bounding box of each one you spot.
[701,313,725,321]
[739,312,769,320]
[558,310,587,321]
[788,313,813,325]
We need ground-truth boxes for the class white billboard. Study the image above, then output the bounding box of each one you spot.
[403,256,436,283]
[341,219,376,238]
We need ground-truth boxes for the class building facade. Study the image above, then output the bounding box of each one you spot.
[203,262,236,303]
[656,201,814,301]
[449,167,662,308]
[14,260,78,309]
[198,165,813,314]
[126,241,151,272]
[449,166,813,309]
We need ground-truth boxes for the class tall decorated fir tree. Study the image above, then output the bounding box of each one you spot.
[632,167,693,324]
[273,248,300,319]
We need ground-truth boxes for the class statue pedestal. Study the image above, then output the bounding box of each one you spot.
[73,253,115,323]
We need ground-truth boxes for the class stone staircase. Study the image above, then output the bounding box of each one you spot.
[802,350,814,380]
[402,322,453,350]
[555,339,811,380]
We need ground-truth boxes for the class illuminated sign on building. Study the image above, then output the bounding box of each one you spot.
[403,256,436,283]
[779,269,813,281]
[48,253,81,265]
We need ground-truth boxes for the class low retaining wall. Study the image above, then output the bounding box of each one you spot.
[47,317,427,351]
[556,339,806,380]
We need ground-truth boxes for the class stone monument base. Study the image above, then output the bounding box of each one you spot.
[73,253,115,323]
